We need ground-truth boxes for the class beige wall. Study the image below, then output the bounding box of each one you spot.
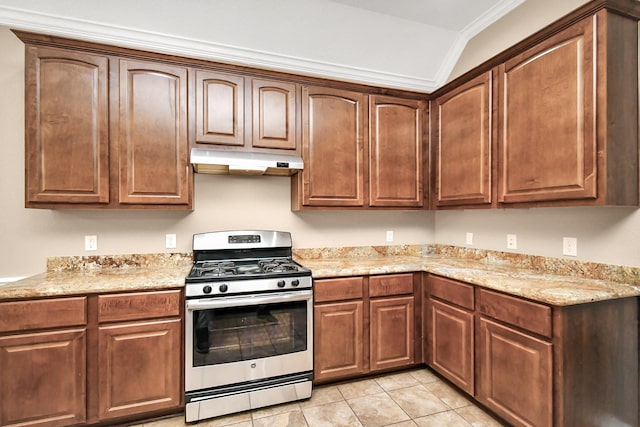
[2,0,640,279]
[439,0,640,268]
[0,26,434,279]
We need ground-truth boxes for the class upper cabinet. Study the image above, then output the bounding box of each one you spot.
[432,3,640,209]
[22,38,193,209]
[432,71,494,208]
[194,70,298,152]
[292,88,426,210]
[117,60,191,206]
[369,96,424,208]
[25,46,110,206]
[294,86,368,208]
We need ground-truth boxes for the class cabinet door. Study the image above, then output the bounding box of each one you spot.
[0,329,86,427]
[314,301,364,381]
[434,71,493,208]
[118,60,191,206]
[252,79,297,150]
[498,18,596,203]
[370,296,414,371]
[428,299,473,394]
[477,317,552,427]
[98,318,181,420]
[25,46,109,205]
[369,96,423,207]
[195,70,244,146]
[300,86,367,207]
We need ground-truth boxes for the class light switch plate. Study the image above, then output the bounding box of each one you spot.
[166,234,177,249]
[85,235,97,251]
[466,232,473,245]
[507,234,517,249]
[386,230,394,242]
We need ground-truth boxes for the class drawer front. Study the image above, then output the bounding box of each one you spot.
[0,297,87,332]
[478,289,552,338]
[428,275,474,310]
[369,274,414,297]
[314,277,364,303]
[98,290,182,323]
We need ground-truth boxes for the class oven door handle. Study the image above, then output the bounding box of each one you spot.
[185,290,312,311]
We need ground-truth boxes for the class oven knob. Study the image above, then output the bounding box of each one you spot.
[219,284,228,293]
[292,279,300,287]
[203,285,212,294]
[277,280,286,288]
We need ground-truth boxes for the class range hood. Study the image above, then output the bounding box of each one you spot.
[190,148,304,176]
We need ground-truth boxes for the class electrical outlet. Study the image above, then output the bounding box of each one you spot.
[386,230,394,242]
[507,234,517,249]
[563,237,577,256]
[85,235,97,251]
[165,234,177,249]
[466,232,473,245]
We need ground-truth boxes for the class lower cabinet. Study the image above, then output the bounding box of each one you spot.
[98,319,181,420]
[425,274,639,427]
[0,289,183,427]
[314,273,418,383]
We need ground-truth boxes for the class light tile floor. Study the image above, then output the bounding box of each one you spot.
[130,368,506,427]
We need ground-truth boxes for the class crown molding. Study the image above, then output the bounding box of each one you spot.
[461,0,526,39]
[0,5,440,92]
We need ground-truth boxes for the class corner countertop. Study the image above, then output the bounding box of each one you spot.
[298,254,640,306]
[1,247,639,306]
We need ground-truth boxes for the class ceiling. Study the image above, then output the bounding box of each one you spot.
[328,0,513,32]
[0,0,525,92]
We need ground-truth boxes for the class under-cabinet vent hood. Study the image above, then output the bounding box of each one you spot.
[190,148,304,176]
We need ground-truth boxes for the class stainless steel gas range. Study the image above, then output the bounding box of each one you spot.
[184,230,313,423]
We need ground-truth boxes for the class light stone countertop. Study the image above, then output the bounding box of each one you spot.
[1,249,639,306]
[298,254,640,306]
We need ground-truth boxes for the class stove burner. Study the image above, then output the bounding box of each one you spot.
[189,258,303,280]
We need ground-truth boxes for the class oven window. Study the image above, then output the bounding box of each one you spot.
[192,300,307,367]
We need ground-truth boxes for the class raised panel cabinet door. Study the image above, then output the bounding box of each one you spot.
[370,296,414,371]
[498,17,596,204]
[434,71,493,208]
[25,46,109,205]
[301,86,367,207]
[98,318,181,420]
[314,301,364,381]
[369,96,424,207]
[195,70,244,146]
[0,329,86,427]
[252,79,297,150]
[477,317,552,427]
[429,299,474,394]
[118,60,190,205]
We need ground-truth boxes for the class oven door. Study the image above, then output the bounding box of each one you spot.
[185,289,313,392]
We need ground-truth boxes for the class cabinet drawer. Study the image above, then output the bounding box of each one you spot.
[98,290,181,323]
[478,289,552,338]
[0,297,87,332]
[428,275,474,310]
[314,277,363,303]
[369,274,414,297]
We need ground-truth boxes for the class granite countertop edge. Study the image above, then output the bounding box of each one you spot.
[1,254,639,306]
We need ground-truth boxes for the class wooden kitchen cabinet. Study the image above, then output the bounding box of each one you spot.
[497,8,638,206]
[0,290,183,427]
[432,71,494,209]
[426,275,474,394]
[195,70,298,151]
[117,59,191,206]
[295,86,367,208]
[369,95,424,207]
[293,88,426,210]
[369,274,415,371]
[96,290,182,421]
[19,34,193,209]
[0,297,88,427]
[313,277,365,382]
[25,46,110,206]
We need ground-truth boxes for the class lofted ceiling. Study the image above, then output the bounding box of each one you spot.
[0,0,525,92]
